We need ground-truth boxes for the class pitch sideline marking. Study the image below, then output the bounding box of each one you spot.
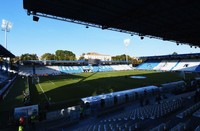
[38,83,49,103]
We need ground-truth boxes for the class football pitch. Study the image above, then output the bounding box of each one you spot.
[30,70,186,106]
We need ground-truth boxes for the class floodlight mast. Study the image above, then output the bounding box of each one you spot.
[124,39,130,64]
[1,19,12,49]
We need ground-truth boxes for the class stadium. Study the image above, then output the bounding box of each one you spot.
[0,0,200,131]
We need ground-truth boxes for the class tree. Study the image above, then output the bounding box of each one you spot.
[112,54,131,61]
[55,50,76,60]
[131,57,143,65]
[172,52,178,55]
[41,53,56,60]
[79,53,85,60]
[0,57,3,62]
[20,53,39,60]
[11,56,20,63]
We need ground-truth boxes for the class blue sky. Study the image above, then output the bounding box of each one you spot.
[0,0,199,58]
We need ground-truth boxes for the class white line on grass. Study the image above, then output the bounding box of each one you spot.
[48,80,55,85]
[38,83,49,103]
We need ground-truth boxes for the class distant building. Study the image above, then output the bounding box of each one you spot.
[84,52,111,61]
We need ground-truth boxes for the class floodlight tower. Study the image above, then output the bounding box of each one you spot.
[1,19,12,49]
[124,39,130,64]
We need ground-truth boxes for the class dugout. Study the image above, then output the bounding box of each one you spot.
[119,85,159,101]
[81,85,159,109]
[81,94,114,109]
[160,80,186,93]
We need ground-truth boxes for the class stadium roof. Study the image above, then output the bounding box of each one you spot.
[139,53,200,60]
[0,44,15,58]
[23,0,200,47]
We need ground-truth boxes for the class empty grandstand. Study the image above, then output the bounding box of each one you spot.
[18,60,133,76]
[137,53,200,72]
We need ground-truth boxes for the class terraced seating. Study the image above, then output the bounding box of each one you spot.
[98,65,113,72]
[168,119,199,131]
[169,122,187,131]
[36,66,61,75]
[150,123,167,131]
[18,66,33,76]
[195,65,200,72]
[19,64,132,76]
[195,125,200,131]
[77,98,183,131]
[153,60,179,71]
[172,59,200,72]
[59,66,83,74]
[193,108,200,118]
[176,101,200,118]
[137,59,200,72]
[136,60,161,70]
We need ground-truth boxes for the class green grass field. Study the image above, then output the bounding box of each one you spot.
[30,70,187,106]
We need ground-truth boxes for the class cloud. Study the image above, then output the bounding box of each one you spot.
[123,38,130,46]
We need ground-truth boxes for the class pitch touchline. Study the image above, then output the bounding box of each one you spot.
[38,83,49,103]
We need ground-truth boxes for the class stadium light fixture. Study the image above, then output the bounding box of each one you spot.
[33,16,39,22]
[102,25,108,30]
[27,10,31,16]
[124,39,130,64]
[1,19,12,49]
[139,34,144,40]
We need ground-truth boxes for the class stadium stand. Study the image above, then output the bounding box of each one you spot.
[90,66,99,72]
[93,65,111,72]
[35,66,60,75]
[58,89,199,131]
[153,60,179,71]
[0,76,16,100]
[172,59,200,72]
[18,66,33,76]
[195,65,200,72]
[0,71,8,84]
[136,60,161,70]
[69,95,183,130]
[59,66,83,74]
[137,54,200,72]
[0,45,16,101]
[176,101,200,119]
[18,64,133,76]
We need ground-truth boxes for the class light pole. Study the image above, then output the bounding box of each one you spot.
[1,19,12,49]
[123,39,130,64]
